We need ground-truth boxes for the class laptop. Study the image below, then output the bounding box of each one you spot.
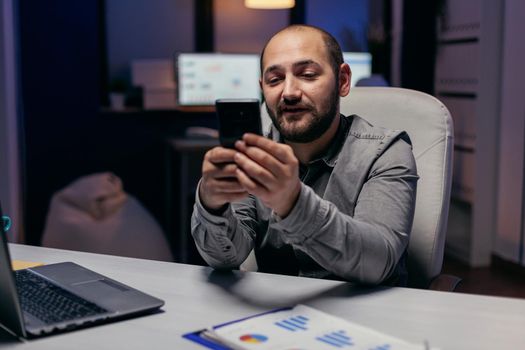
[0,204,164,338]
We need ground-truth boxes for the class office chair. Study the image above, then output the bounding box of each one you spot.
[339,87,458,290]
[245,87,459,290]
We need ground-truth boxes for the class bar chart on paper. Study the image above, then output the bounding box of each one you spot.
[316,330,354,348]
[274,315,309,332]
[274,316,356,348]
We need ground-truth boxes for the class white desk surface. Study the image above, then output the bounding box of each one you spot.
[2,244,525,349]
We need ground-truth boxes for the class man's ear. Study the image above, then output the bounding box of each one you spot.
[339,63,351,97]
[259,77,263,90]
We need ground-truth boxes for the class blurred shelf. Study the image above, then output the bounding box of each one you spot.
[100,105,215,115]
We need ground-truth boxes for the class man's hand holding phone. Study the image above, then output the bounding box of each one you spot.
[199,135,301,218]
[199,147,249,212]
[199,99,300,217]
[233,134,301,218]
[199,99,262,212]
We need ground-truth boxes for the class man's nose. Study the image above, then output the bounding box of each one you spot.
[282,77,302,102]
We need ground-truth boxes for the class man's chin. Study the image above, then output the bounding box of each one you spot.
[280,131,315,143]
[279,118,309,131]
[280,109,310,120]
[277,125,312,142]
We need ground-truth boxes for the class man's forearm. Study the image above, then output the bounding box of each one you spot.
[272,177,415,284]
[191,184,256,268]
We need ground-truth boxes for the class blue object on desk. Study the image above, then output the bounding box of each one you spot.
[183,331,230,350]
[2,215,11,232]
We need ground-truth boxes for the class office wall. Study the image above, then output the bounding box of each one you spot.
[213,0,288,54]
[0,0,22,242]
[435,0,478,264]
[390,0,403,87]
[495,0,525,265]
[18,1,103,245]
[436,0,504,266]
[306,0,369,52]
[105,0,194,83]
[214,0,370,55]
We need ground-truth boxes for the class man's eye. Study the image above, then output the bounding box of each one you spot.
[302,72,318,79]
[267,77,282,85]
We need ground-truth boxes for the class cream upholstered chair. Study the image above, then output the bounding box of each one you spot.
[246,87,458,289]
[339,87,456,289]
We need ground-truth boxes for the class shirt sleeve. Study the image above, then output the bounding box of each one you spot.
[190,180,258,268]
[271,139,418,285]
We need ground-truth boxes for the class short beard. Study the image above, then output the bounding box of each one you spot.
[266,86,340,143]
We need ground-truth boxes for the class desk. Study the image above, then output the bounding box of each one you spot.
[3,244,525,349]
[166,138,219,263]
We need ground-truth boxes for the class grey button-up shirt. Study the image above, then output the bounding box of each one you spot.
[191,114,418,285]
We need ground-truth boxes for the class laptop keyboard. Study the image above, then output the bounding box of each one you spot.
[15,269,108,324]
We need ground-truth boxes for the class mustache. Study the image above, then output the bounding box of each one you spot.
[277,101,314,113]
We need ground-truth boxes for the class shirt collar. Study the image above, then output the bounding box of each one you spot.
[319,114,352,168]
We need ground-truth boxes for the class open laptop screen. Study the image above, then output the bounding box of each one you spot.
[0,204,27,337]
[176,53,261,106]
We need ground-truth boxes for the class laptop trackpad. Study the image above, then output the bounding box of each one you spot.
[72,279,129,295]
[32,262,109,285]
[30,262,160,313]
[32,262,131,302]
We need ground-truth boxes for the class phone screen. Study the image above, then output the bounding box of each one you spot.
[215,99,262,148]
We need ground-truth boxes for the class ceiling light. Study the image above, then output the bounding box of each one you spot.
[245,0,295,10]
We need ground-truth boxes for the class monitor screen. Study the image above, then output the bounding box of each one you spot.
[343,52,372,86]
[176,53,261,106]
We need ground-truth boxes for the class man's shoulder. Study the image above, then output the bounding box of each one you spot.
[347,114,406,141]
[342,114,412,159]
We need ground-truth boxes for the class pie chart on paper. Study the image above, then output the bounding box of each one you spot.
[239,334,269,343]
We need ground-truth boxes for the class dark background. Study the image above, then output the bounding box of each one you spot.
[17,0,436,262]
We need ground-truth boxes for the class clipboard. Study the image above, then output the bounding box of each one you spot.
[182,307,292,349]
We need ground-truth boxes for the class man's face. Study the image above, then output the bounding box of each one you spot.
[261,29,340,143]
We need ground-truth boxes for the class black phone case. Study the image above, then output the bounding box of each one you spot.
[215,99,262,148]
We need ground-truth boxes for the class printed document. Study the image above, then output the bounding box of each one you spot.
[201,304,436,350]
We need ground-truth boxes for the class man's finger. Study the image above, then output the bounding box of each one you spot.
[203,162,239,179]
[205,146,238,164]
[234,152,275,189]
[214,163,240,178]
[241,133,295,163]
[235,168,270,198]
[236,143,286,179]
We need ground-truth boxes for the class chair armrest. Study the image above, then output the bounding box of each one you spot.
[428,274,462,292]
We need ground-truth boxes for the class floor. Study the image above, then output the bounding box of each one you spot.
[441,255,525,299]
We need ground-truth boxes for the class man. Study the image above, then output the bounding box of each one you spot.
[191,25,418,286]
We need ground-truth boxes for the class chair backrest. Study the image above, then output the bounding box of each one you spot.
[339,87,454,288]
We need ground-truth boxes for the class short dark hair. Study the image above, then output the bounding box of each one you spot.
[260,24,344,77]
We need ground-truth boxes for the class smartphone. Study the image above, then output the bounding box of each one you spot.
[215,98,262,148]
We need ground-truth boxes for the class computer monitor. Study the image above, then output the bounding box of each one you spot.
[176,53,261,106]
[343,52,372,87]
